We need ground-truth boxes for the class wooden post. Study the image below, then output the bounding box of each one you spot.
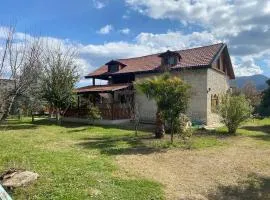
[77,95,80,118]
[111,92,114,120]
[92,78,96,86]
[77,95,80,110]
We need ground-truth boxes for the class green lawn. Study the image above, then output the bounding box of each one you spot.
[0,118,270,199]
[0,119,164,200]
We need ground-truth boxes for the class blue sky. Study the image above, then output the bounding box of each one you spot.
[0,0,270,86]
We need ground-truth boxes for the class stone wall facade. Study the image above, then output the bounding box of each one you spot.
[135,68,230,126]
[206,68,230,125]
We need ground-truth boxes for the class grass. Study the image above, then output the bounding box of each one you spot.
[0,118,164,200]
[0,117,270,199]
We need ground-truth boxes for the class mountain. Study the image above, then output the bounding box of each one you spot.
[231,74,269,91]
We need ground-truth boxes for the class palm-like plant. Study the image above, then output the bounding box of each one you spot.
[136,73,191,141]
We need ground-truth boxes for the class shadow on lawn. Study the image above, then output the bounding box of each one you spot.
[0,124,37,131]
[0,119,37,131]
[32,118,155,132]
[194,129,233,138]
[241,125,270,142]
[77,135,166,155]
[207,173,270,200]
[241,125,270,134]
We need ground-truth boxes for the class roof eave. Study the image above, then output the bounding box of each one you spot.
[209,43,235,80]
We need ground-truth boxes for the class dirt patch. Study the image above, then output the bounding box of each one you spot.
[116,137,270,199]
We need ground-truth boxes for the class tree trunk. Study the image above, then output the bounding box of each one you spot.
[0,95,16,122]
[228,126,237,135]
[155,110,164,138]
[31,110,34,123]
[56,108,61,125]
[134,121,139,137]
[170,121,174,144]
[18,108,22,120]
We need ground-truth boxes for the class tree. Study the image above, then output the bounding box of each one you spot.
[19,85,47,122]
[136,73,191,142]
[241,81,261,111]
[0,26,43,122]
[259,79,270,116]
[41,45,79,125]
[218,94,252,134]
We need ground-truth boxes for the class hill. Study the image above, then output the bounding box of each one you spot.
[231,74,269,90]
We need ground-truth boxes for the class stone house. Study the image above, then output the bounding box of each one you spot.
[72,43,235,125]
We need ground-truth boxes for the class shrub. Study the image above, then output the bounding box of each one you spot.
[174,114,193,140]
[87,104,101,123]
[218,94,252,134]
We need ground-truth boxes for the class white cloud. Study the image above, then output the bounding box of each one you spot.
[0,24,266,79]
[233,57,263,77]
[97,24,113,35]
[136,31,220,50]
[122,14,130,19]
[119,28,131,35]
[125,0,270,58]
[74,58,93,77]
[92,0,106,9]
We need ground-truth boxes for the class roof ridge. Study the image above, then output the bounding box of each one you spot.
[117,43,224,61]
[177,42,224,52]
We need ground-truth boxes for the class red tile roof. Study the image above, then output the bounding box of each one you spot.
[76,83,131,93]
[86,43,225,78]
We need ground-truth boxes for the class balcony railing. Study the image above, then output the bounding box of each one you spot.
[64,103,132,120]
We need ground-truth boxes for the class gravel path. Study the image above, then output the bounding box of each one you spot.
[116,137,270,200]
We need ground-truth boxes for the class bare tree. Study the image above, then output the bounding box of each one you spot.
[241,81,261,108]
[0,26,43,122]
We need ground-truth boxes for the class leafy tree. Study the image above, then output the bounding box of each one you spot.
[259,80,270,116]
[218,94,252,134]
[41,45,79,124]
[136,73,191,142]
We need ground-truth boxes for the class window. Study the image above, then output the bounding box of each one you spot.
[163,56,177,66]
[108,64,119,73]
[211,94,219,113]
[159,50,180,67]
[217,58,221,70]
[168,56,177,65]
[222,56,226,73]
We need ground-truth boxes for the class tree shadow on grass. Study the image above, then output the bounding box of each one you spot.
[77,135,166,155]
[194,128,234,139]
[0,121,37,131]
[241,125,270,142]
[241,125,270,134]
[32,118,154,132]
[207,173,270,200]
[32,118,85,128]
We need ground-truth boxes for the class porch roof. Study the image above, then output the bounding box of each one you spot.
[76,83,131,94]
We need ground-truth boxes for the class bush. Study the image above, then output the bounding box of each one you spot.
[174,114,193,140]
[218,94,252,134]
[87,104,101,123]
